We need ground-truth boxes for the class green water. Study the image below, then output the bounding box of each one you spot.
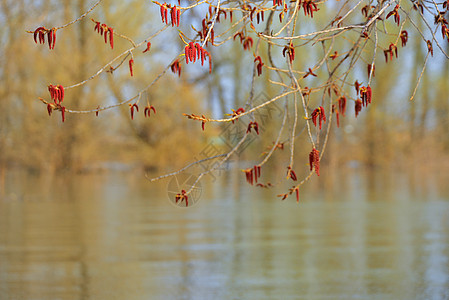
[0,170,448,299]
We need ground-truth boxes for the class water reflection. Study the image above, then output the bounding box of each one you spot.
[0,170,448,299]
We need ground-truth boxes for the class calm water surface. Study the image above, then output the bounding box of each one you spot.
[0,170,448,300]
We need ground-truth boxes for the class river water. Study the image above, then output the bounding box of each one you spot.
[0,169,448,299]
